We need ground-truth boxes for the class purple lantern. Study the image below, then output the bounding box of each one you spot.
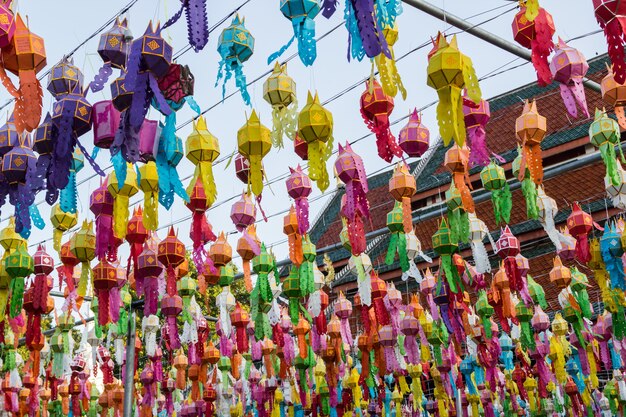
[97,18,131,70]
[47,57,84,99]
[398,109,429,158]
[1,135,37,233]
[0,1,16,49]
[230,192,256,232]
[110,73,132,112]
[93,100,121,149]
[139,119,161,162]
[550,38,590,119]
[0,114,20,156]
[463,95,500,168]
[286,165,312,235]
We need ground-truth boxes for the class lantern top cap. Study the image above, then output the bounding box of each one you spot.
[306,90,320,104]
[232,14,244,25]
[144,21,161,36]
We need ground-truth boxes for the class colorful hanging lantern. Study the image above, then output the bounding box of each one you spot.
[92,259,117,326]
[236,225,260,293]
[605,158,626,210]
[426,33,481,147]
[297,91,334,192]
[495,225,523,294]
[158,228,185,349]
[1,14,45,133]
[96,17,130,73]
[601,222,625,290]
[360,78,402,162]
[284,205,304,267]
[294,133,308,160]
[138,161,159,231]
[549,256,572,290]
[186,178,217,272]
[385,201,409,273]
[515,100,546,185]
[269,0,320,66]
[601,65,626,128]
[445,181,469,244]
[567,202,595,264]
[90,179,116,262]
[216,15,254,104]
[137,238,162,316]
[107,164,138,239]
[286,165,312,235]
[185,115,219,208]
[389,162,415,233]
[374,24,406,99]
[550,38,590,118]
[468,212,494,275]
[512,1,555,86]
[0,1,15,48]
[398,109,429,158]
[593,0,626,83]
[157,63,195,104]
[70,220,96,297]
[512,148,539,220]
[463,95,497,168]
[444,144,474,213]
[209,232,233,269]
[5,241,32,318]
[263,62,297,148]
[590,108,624,192]
[432,217,461,293]
[230,192,256,232]
[126,207,148,277]
[480,161,512,225]
[335,143,370,255]
[237,110,271,196]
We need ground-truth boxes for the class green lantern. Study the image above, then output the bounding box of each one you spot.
[563,302,585,350]
[432,217,461,293]
[526,274,547,309]
[480,161,511,224]
[177,275,197,324]
[218,356,232,389]
[252,244,274,340]
[445,182,469,244]
[515,299,535,350]
[589,108,623,188]
[282,267,302,324]
[299,235,316,297]
[219,263,235,287]
[570,267,592,319]
[512,148,538,220]
[5,241,33,318]
[475,289,494,339]
[385,201,409,272]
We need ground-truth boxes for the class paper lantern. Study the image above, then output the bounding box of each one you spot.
[47,57,83,99]
[97,18,130,70]
[2,14,46,133]
[70,220,96,297]
[0,1,15,48]
[463,94,498,167]
[480,161,511,225]
[263,62,297,149]
[186,115,219,208]
[158,63,195,104]
[293,133,308,161]
[468,212,493,274]
[138,161,159,231]
[360,78,401,162]
[230,192,256,232]
[444,144,474,213]
[384,201,409,273]
[209,232,232,269]
[567,202,594,263]
[374,24,406,99]
[90,179,117,262]
[426,33,481,147]
[126,207,148,276]
[298,91,333,192]
[283,205,304,269]
[93,259,117,326]
[138,119,161,162]
[601,65,626,128]
[594,0,626,84]
[216,15,254,104]
[107,164,138,239]
[515,100,546,185]
[601,222,625,290]
[286,165,312,235]
[432,217,462,293]
[186,177,217,273]
[136,240,162,316]
[158,227,186,291]
[550,38,589,118]
[110,72,132,111]
[5,241,32,318]
[511,2,555,86]
[590,108,622,192]
[237,110,271,196]
[605,159,626,210]
[549,256,571,290]
[389,162,415,233]
[92,101,121,149]
[512,148,539,220]
[335,143,369,255]
[398,109,429,158]
[236,225,260,293]
[270,0,320,66]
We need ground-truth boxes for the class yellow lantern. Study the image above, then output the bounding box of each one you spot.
[426,33,481,147]
[107,163,139,239]
[375,25,406,99]
[70,220,96,297]
[263,61,297,148]
[237,110,271,196]
[50,204,77,252]
[138,161,159,231]
[185,115,219,208]
[297,91,334,192]
[0,217,26,253]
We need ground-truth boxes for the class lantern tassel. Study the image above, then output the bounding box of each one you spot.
[16,70,42,133]
[9,278,24,318]
[349,0,391,59]
[530,11,555,87]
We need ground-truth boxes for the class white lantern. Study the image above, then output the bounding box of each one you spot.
[348,253,372,306]
[537,186,575,251]
[468,212,494,274]
[605,159,626,210]
[142,315,160,357]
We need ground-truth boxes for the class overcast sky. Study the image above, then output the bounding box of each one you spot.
[0,0,606,320]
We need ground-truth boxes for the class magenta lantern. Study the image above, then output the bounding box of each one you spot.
[463,95,496,168]
[398,109,429,158]
[0,1,15,49]
[230,192,256,232]
[92,100,121,149]
[550,38,589,118]
[139,119,161,162]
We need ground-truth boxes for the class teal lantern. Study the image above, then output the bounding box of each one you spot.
[480,161,511,224]
[432,217,461,293]
[269,0,321,66]
[216,15,255,105]
[385,201,409,272]
[589,108,623,189]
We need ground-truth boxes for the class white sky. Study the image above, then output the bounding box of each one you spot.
[0,0,606,318]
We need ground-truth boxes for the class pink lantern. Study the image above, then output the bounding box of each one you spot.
[90,178,116,261]
[294,134,308,160]
[139,119,161,162]
[401,313,420,365]
[550,38,589,119]
[398,109,429,158]
[495,226,523,293]
[333,292,353,347]
[463,95,499,168]
[0,1,15,49]
[286,165,312,235]
[92,100,121,149]
[594,0,626,84]
[334,142,369,255]
[230,192,256,232]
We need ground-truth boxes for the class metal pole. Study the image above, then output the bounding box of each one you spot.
[456,388,462,417]
[400,0,602,93]
[123,309,136,417]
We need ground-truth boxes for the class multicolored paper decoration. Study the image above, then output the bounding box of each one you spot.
[286,165,312,235]
[360,78,402,162]
[594,0,626,83]
[374,24,406,99]
[550,38,590,118]
[263,62,298,148]
[480,161,512,225]
[185,115,219,209]
[444,144,474,214]
[270,0,320,66]
[216,15,254,105]
[426,33,481,147]
[512,1,555,86]
[590,108,624,192]
[344,0,392,60]
[297,92,333,192]
[398,109,429,158]
[237,110,271,196]
[335,142,370,255]
[463,94,500,168]
[515,100,546,185]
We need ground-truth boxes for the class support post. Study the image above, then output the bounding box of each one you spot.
[401,0,602,93]
[123,309,136,417]
[456,388,462,417]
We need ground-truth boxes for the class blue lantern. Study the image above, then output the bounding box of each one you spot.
[216,15,254,105]
[268,0,321,66]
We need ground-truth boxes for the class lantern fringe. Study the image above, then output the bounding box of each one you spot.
[521,177,539,219]
[349,0,391,59]
[492,183,512,224]
[530,10,555,87]
[270,98,298,149]
[344,0,365,62]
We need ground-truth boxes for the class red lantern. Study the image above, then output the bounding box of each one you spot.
[157,227,186,295]
[186,177,217,273]
[567,202,594,263]
[157,63,194,104]
[93,259,117,326]
[360,78,401,162]
[294,134,308,160]
[511,4,555,86]
[126,207,148,275]
[594,0,626,84]
[495,225,523,293]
